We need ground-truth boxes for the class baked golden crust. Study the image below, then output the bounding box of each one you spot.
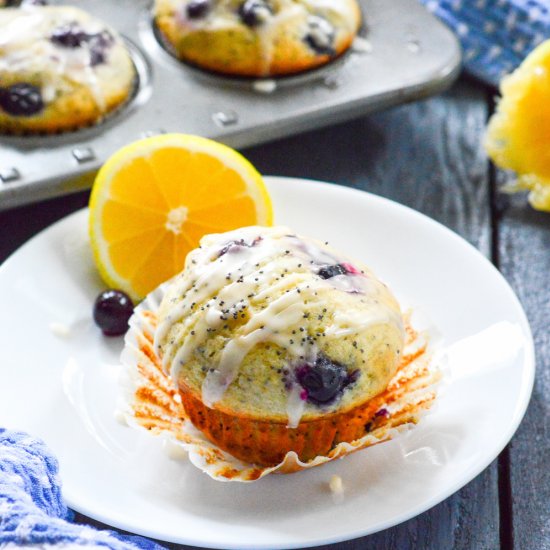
[154,0,361,77]
[0,7,136,134]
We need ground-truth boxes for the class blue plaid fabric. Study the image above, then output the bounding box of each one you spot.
[0,429,166,549]
[419,0,550,86]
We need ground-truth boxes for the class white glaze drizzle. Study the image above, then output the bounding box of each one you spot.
[155,226,404,418]
[0,7,119,111]
[286,383,307,428]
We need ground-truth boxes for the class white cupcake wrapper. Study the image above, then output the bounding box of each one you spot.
[118,286,442,482]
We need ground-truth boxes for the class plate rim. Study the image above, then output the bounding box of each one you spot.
[0,176,536,549]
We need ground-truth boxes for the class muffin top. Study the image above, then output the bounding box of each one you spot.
[0,6,134,117]
[154,0,361,76]
[155,226,404,426]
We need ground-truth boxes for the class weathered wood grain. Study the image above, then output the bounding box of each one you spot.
[493,177,550,550]
[244,80,499,550]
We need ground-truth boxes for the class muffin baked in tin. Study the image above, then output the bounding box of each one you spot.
[0,6,136,134]
[154,0,362,77]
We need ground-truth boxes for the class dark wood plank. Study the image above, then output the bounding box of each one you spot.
[494,178,550,550]
[244,79,499,550]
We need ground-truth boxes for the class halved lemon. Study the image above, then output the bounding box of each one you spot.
[89,134,273,302]
[485,40,550,211]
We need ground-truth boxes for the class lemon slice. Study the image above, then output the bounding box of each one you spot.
[89,134,273,301]
[485,40,550,211]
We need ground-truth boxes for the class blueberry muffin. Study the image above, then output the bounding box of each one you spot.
[154,0,362,77]
[0,6,136,134]
[154,226,404,466]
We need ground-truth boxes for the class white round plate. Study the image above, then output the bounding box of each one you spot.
[0,177,534,549]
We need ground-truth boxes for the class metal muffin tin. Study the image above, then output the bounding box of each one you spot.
[0,0,461,210]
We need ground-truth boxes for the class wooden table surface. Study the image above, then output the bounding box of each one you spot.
[1,77,548,550]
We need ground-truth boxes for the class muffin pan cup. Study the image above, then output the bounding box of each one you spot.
[0,0,461,210]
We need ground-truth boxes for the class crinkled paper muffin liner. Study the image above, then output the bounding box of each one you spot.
[118,284,442,482]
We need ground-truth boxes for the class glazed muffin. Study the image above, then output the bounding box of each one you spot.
[0,6,136,134]
[154,226,404,466]
[154,0,362,77]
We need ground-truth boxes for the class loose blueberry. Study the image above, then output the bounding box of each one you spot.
[304,15,335,55]
[93,289,134,336]
[295,354,358,405]
[238,0,272,26]
[0,83,44,116]
[50,23,89,48]
[186,0,211,18]
[317,263,348,279]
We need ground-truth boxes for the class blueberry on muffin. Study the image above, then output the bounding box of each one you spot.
[154,226,404,466]
[0,6,136,134]
[153,0,362,77]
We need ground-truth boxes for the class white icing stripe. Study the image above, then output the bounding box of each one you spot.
[286,383,307,429]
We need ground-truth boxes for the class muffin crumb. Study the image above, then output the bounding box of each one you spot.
[49,322,71,338]
[329,474,345,502]
[113,409,128,426]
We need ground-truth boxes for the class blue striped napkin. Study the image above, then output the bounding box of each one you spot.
[0,429,166,549]
[419,0,550,86]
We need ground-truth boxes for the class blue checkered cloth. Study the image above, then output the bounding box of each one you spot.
[419,0,550,86]
[0,429,166,549]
